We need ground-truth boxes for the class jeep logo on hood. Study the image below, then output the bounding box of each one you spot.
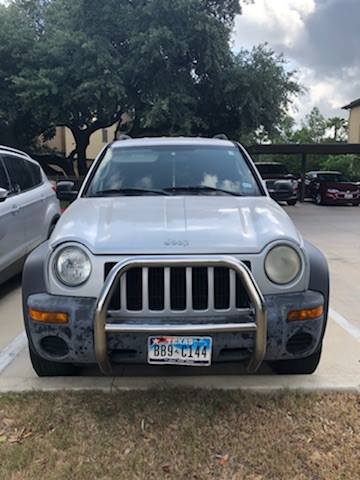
[164,239,190,247]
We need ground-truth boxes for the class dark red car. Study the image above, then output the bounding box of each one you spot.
[305,171,360,206]
[256,162,299,205]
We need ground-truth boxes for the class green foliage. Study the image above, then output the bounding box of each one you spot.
[0,0,300,174]
[320,155,360,181]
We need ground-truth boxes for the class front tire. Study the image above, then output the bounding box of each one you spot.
[29,347,77,377]
[269,348,322,375]
[287,199,297,206]
[315,192,323,205]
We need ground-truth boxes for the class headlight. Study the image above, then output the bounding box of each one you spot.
[54,246,92,286]
[265,245,301,285]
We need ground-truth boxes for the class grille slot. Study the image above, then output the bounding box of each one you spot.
[192,267,208,310]
[126,268,142,310]
[148,267,165,311]
[214,267,230,309]
[104,262,252,313]
[170,267,186,310]
[104,262,120,310]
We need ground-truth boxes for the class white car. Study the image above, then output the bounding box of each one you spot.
[0,146,60,284]
[22,137,329,377]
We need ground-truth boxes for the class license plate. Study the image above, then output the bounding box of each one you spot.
[345,193,353,199]
[148,336,212,366]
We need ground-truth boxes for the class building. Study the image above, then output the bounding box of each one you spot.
[44,122,119,160]
[343,99,360,143]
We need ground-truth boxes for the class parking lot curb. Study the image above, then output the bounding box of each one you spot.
[0,375,359,394]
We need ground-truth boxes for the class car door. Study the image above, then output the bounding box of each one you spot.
[0,156,26,273]
[3,155,47,253]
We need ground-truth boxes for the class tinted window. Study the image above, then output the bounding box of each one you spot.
[87,145,262,197]
[256,164,289,175]
[318,173,349,182]
[0,160,10,190]
[27,161,42,186]
[3,156,39,193]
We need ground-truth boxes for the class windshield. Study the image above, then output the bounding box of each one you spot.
[318,173,350,182]
[86,145,262,197]
[256,164,289,176]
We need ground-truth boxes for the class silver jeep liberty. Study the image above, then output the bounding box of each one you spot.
[22,137,329,376]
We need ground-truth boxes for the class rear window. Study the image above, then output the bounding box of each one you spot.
[256,164,289,176]
[318,173,349,182]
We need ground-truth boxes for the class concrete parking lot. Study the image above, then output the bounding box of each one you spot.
[0,202,359,392]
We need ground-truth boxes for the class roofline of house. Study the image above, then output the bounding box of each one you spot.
[342,98,360,110]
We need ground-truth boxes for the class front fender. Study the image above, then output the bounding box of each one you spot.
[22,242,49,343]
[304,240,330,340]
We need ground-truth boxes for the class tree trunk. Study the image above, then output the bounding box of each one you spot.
[71,128,90,176]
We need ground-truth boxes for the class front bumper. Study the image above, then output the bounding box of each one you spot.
[26,288,325,370]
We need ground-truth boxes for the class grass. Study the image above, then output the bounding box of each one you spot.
[0,391,359,479]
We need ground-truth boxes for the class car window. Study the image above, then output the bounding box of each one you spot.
[86,145,263,197]
[0,160,10,190]
[27,161,43,186]
[256,164,289,176]
[318,173,349,182]
[3,156,40,193]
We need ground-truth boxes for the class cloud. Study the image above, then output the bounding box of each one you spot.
[233,0,358,120]
[233,0,315,51]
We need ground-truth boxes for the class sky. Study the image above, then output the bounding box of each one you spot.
[233,0,358,123]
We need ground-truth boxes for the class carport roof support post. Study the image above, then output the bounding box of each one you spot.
[301,153,307,203]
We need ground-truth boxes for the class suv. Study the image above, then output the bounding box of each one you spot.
[0,146,60,284]
[22,138,329,376]
[256,162,299,206]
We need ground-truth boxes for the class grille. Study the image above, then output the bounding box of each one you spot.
[104,262,251,313]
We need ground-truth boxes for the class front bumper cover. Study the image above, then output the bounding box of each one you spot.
[26,289,325,368]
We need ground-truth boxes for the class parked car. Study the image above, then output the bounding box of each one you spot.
[23,138,329,377]
[0,146,60,284]
[305,171,360,205]
[255,162,299,205]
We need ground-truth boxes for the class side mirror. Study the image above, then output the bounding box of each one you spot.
[56,181,78,202]
[0,187,9,203]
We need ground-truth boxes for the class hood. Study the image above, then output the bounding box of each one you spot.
[51,196,302,255]
[321,181,359,191]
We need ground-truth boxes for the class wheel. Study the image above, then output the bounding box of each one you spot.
[352,202,359,207]
[286,199,297,206]
[269,348,322,375]
[29,347,77,377]
[315,192,323,205]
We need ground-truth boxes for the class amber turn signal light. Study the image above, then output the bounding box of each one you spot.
[287,305,324,322]
[28,308,69,324]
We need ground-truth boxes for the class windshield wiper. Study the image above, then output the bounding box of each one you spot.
[93,188,170,197]
[164,186,242,196]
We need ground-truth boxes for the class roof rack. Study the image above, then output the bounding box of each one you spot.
[212,134,229,140]
[0,145,31,159]
[115,134,132,141]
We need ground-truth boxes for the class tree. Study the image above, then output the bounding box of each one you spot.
[326,117,348,142]
[0,2,49,148]
[197,45,301,142]
[2,0,300,175]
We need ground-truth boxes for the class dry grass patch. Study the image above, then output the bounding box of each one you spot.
[0,391,359,479]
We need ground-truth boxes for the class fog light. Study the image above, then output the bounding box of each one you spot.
[287,305,324,322]
[29,308,69,324]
